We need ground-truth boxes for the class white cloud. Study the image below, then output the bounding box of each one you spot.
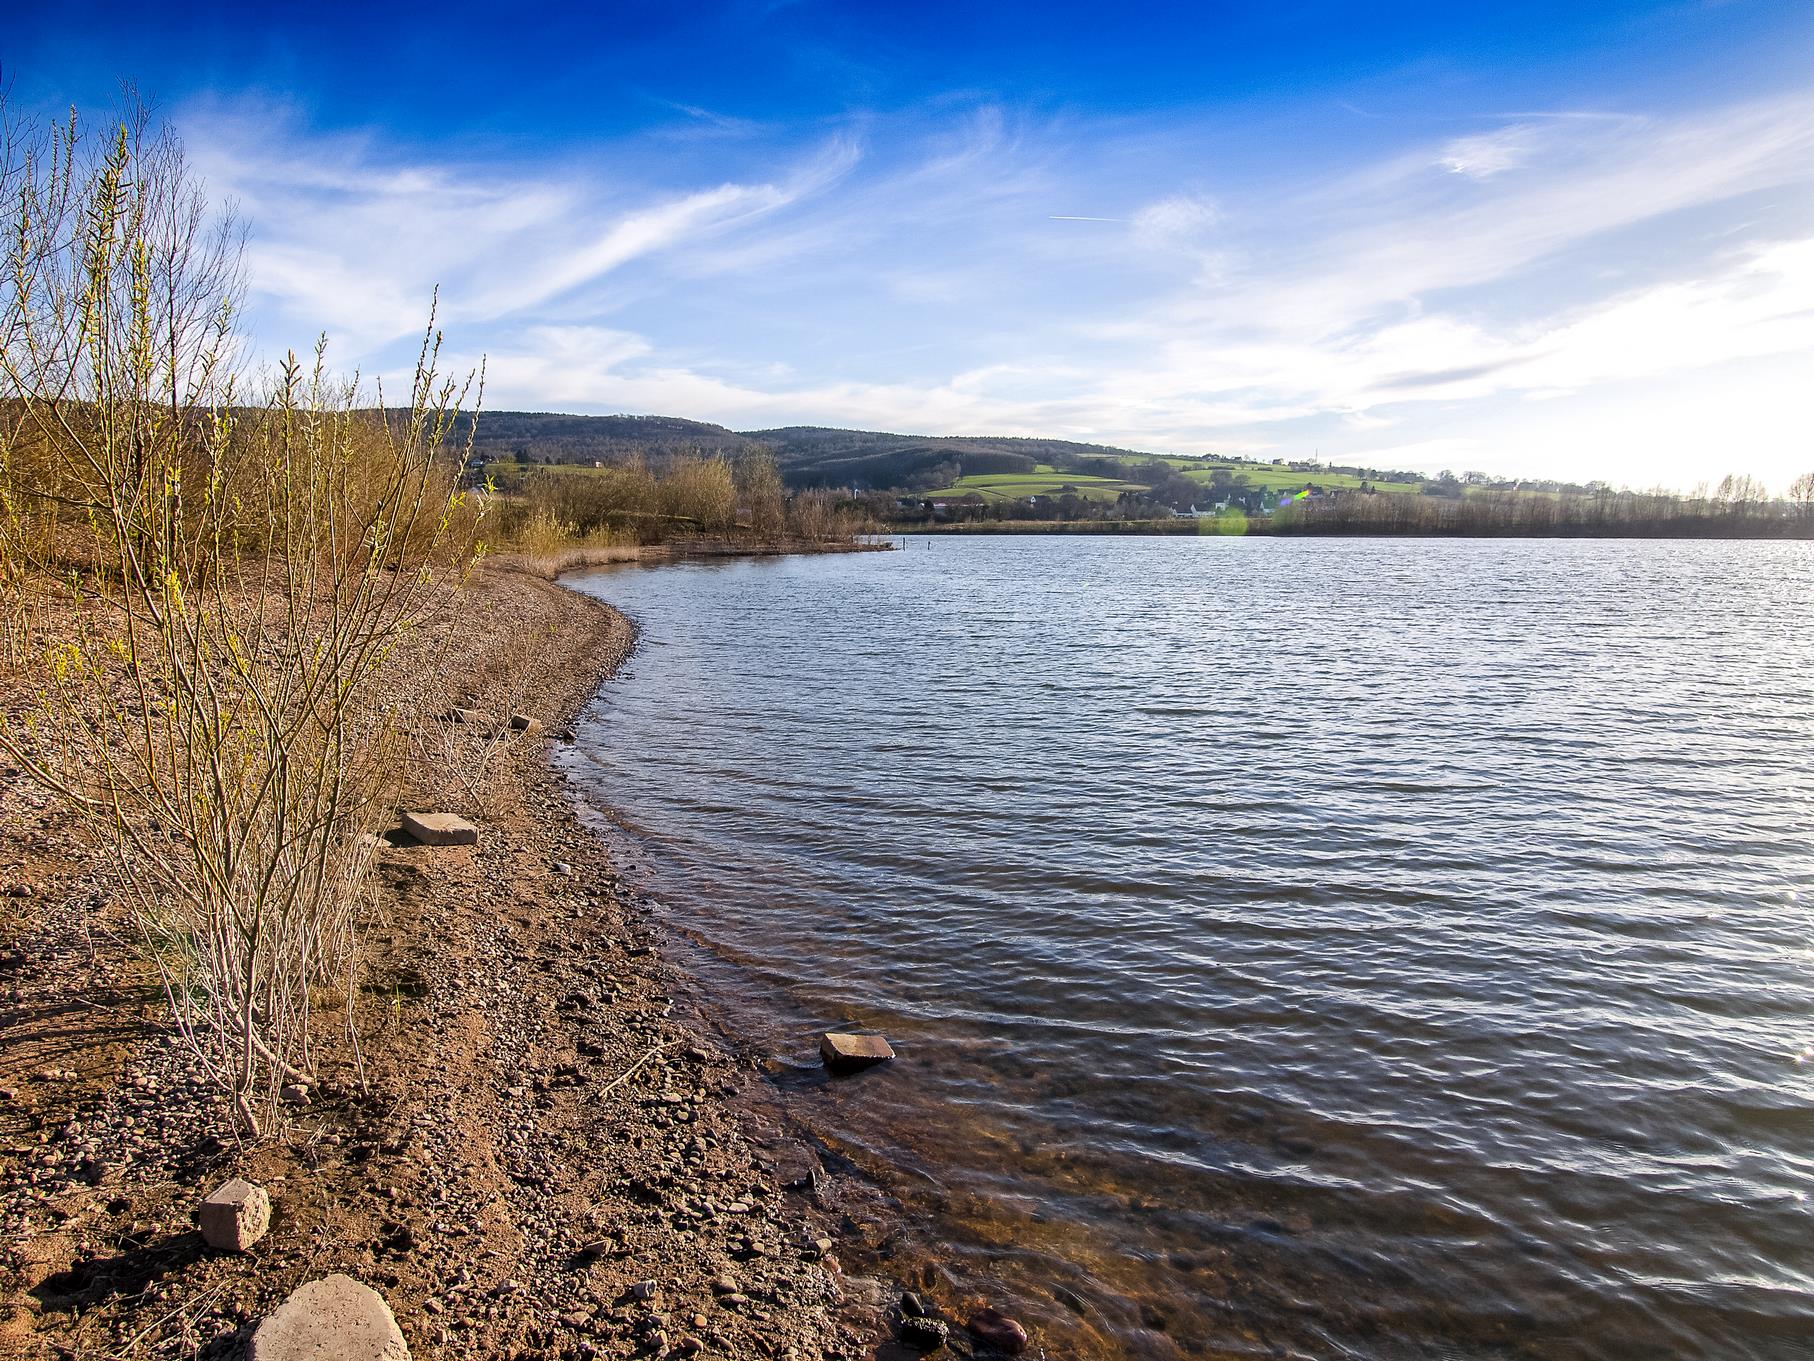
[1132,192,1220,245]
[185,99,854,357]
[1436,123,1551,179]
[198,85,1814,489]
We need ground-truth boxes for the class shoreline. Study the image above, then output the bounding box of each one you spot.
[491,534,891,581]
[895,518,1814,539]
[0,564,887,1360]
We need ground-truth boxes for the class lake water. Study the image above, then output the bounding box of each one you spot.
[563,536,1814,1360]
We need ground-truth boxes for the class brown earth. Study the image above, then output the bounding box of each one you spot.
[0,566,923,1361]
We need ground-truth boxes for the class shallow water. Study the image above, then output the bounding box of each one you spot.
[563,536,1814,1360]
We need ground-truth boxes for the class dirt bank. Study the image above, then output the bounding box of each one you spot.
[0,567,890,1360]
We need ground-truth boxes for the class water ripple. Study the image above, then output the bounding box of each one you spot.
[565,536,1814,1361]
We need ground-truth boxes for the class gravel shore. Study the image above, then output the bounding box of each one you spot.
[0,568,891,1360]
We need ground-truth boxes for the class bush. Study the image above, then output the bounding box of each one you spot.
[0,100,482,1133]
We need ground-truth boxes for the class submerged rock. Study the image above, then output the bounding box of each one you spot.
[899,1315,949,1351]
[966,1306,1029,1355]
[198,1177,270,1252]
[249,1274,409,1361]
[819,1032,895,1072]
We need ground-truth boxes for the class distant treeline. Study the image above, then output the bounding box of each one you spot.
[910,481,1814,540]
[488,451,871,554]
[1276,482,1814,538]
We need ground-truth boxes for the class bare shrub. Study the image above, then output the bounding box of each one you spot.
[0,101,483,1133]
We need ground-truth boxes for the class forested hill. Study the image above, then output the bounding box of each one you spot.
[448,410,1333,490]
[742,426,1178,489]
[450,412,751,462]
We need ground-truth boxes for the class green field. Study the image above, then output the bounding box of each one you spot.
[922,470,1151,502]
[1087,452,1421,495]
[929,458,1423,503]
[538,451,1424,499]
[1179,463,1423,495]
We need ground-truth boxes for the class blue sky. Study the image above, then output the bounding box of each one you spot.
[9,1,1814,487]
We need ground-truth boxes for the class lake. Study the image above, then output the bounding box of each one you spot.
[563,536,1814,1360]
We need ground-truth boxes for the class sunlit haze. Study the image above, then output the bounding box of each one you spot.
[10,1,1814,488]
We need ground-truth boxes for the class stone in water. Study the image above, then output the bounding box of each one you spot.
[966,1306,1029,1355]
[820,1032,895,1072]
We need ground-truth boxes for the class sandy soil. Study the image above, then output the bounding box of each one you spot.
[0,567,904,1361]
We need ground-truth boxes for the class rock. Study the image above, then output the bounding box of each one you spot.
[399,811,479,847]
[899,1315,949,1352]
[627,1280,657,1301]
[445,708,495,729]
[280,1082,311,1105]
[819,1032,895,1073]
[507,714,544,736]
[250,1274,410,1361]
[198,1177,271,1252]
[900,1292,929,1317]
[965,1307,1028,1355]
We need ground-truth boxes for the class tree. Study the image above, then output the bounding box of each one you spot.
[1715,473,1769,516]
[1789,470,1814,520]
[736,447,785,537]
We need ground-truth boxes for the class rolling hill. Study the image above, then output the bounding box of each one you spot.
[451,410,1432,498]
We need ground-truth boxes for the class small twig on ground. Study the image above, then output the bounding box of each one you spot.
[110,1280,228,1360]
[595,1040,679,1100]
